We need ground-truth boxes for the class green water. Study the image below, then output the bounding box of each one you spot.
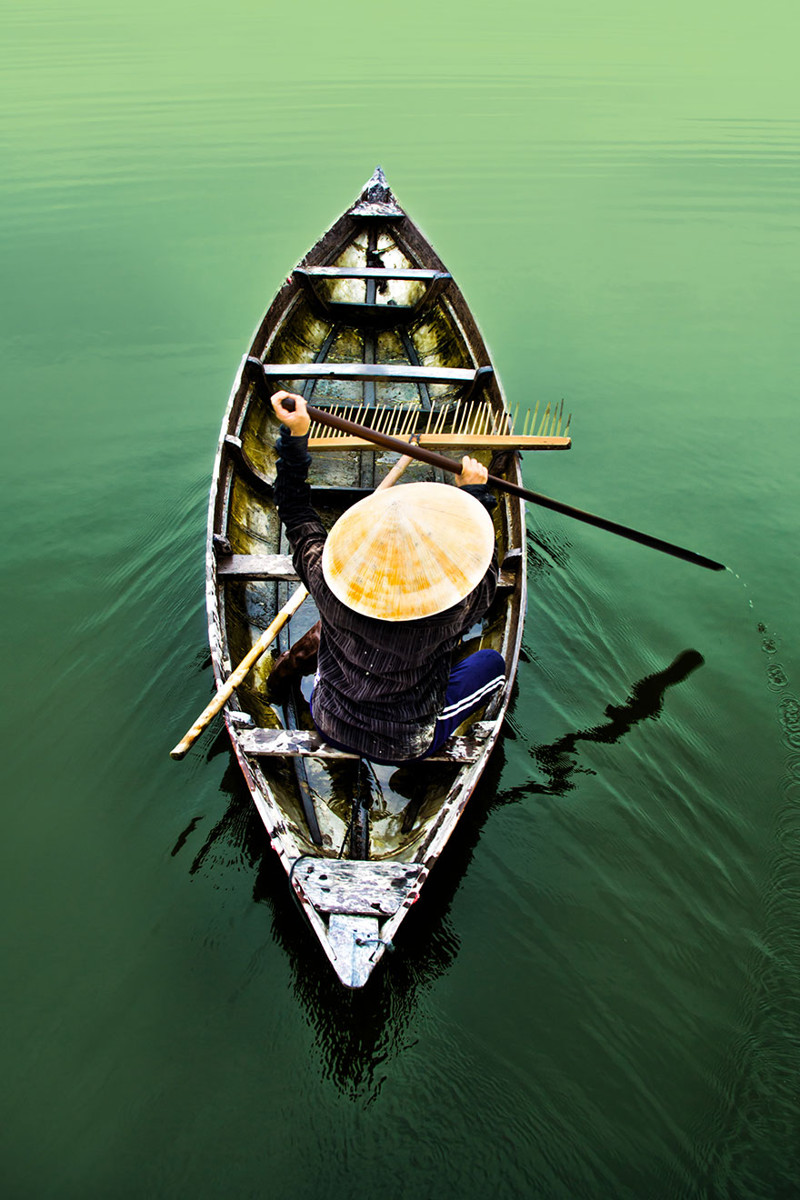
[2,1,799,1196]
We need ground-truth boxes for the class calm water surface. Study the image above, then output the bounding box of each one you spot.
[2,2,799,1197]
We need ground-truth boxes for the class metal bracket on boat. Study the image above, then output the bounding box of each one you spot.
[327,914,386,987]
[355,936,395,953]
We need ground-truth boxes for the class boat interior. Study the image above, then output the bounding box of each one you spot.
[209,185,530,868]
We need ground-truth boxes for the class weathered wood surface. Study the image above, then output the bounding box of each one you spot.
[219,556,508,604]
[327,913,383,988]
[238,723,495,762]
[296,267,450,281]
[256,362,489,385]
[218,554,516,588]
[497,568,520,590]
[217,554,298,580]
[295,859,424,916]
[348,172,405,219]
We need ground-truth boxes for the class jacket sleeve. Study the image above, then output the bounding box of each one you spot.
[272,427,327,588]
[459,483,497,513]
[453,549,499,636]
[453,485,498,630]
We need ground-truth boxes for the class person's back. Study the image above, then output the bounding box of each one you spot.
[270,390,505,764]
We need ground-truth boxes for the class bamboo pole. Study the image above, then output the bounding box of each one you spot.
[170,586,309,760]
[170,455,414,761]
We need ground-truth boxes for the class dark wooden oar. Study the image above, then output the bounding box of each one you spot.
[280,397,726,572]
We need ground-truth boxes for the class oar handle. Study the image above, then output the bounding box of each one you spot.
[276,393,725,572]
[170,584,309,760]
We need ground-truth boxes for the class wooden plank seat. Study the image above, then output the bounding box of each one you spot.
[252,360,491,387]
[294,267,452,327]
[293,859,426,917]
[296,267,450,281]
[216,554,298,580]
[237,721,496,763]
[218,553,518,590]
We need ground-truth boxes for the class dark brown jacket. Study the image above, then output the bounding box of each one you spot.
[275,428,497,763]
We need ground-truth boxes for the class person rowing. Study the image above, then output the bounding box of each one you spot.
[269,391,506,765]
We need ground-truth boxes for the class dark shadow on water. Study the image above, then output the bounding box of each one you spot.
[513,648,705,800]
[170,652,703,1099]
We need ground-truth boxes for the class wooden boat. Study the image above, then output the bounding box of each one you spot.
[206,168,568,987]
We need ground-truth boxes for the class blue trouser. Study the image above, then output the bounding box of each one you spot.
[419,648,506,758]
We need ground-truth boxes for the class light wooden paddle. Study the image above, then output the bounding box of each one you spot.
[169,454,413,761]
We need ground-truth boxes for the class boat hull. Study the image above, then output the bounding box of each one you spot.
[205,169,526,986]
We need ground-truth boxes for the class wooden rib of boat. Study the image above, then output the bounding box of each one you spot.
[207,168,538,987]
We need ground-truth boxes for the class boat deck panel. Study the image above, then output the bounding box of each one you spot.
[294,859,424,916]
[237,723,496,763]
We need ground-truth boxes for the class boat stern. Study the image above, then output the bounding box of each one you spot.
[291,858,425,988]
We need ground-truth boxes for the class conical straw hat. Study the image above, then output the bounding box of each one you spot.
[322,482,495,621]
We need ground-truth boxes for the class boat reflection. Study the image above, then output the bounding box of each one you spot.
[172,649,704,1097]
[173,738,505,1098]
